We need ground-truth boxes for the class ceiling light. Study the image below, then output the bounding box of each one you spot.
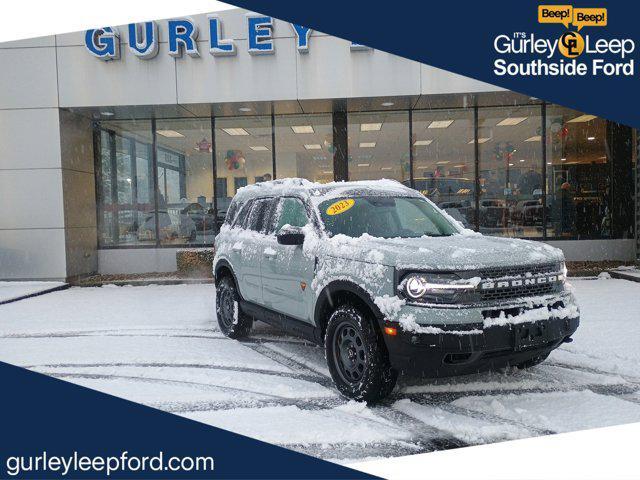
[413,140,433,146]
[587,136,595,141]
[304,144,321,150]
[291,125,314,134]
[454,165,466,168]
[322,170,333,174]
[547,162,552,165]
[359,142,376,148]
[525,135,541,142]
[428,120,453,129]
[249,145,269,151]
[436,161,450,165]
[100,111,115,116]
[496,117,528,126]
[222,127,249,136]
[361,123,382,131]
[381,102,395,107]
[357,163,370,167]
[238,107,252,112]
[380,167,393,171]
[561,158,567,161]
[508,163,514,166]
[468,137,491,144]
[157,130,185,138]
[567,114,597,123]
[519,159,526,162]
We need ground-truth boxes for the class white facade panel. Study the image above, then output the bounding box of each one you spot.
[420,65,503,95]
[177,38,298,104]
[0,35,56,48]
[98,248,179,275]
[0,228,67,280]
[297,36,421,100]
[0,47,58,109]
[0,169,65,229]
[56,11,301,47]
[56,45,178,107]
[0,109,62,170]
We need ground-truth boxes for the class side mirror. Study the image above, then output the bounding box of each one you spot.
[276,226,305,246]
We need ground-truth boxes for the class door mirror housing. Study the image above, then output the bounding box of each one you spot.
[276,225,305,246]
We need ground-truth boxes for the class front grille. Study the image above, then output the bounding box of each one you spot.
[477,263,562,302]
[480,283,556,301]
[479,262,560,280]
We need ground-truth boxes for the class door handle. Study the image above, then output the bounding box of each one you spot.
[263,247,277,258]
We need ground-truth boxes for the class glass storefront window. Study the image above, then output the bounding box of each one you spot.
[97,120,154,246]
[95,104,633,249]
[214,116,273,219]
[275,114,333,182]
[154,118,215,245]
[347,111,410,183]
[478,106,544,237]
[546,106,610,239]
[412,109,476,229]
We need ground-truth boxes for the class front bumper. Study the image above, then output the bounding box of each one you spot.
[382,293,580,377]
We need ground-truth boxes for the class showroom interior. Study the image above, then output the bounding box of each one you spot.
[93,97,636,251]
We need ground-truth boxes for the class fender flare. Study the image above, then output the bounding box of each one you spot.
[313,280,385,332]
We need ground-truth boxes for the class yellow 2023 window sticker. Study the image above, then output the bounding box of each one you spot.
[326,199,355,216]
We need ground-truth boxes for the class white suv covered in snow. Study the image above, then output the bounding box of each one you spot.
[213,179,580,402]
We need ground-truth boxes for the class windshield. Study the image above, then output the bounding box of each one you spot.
[318,196,458,238]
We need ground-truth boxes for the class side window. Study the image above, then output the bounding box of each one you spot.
[247,198,277,233]
[232,200,253,229]
[224,200,239,226]
[276,198,310,232]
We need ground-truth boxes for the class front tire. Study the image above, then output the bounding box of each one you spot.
[216,276,252,339]
[325,304,397,403]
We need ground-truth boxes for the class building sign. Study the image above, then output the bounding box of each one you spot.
[85,15,370,61]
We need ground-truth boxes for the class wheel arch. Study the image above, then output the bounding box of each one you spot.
[314,280,385,343]
[214,259,239,290]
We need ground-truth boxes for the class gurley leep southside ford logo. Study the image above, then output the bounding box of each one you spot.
[493,5,635,77]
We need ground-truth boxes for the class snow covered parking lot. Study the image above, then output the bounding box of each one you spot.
[1,277,639,462]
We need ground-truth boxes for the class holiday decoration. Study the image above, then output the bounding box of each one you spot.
[225,150,245,171]
[196,137,212,153]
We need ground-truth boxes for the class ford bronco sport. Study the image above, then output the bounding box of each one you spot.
[213,179,579,402]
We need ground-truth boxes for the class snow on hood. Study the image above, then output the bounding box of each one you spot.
[304,228,563,271]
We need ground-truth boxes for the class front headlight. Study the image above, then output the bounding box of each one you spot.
[400,273,476,304]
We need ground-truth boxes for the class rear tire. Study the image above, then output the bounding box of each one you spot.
[216,276,253,339]
[325,304,397,403]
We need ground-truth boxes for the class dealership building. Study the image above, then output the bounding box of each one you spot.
[0,8,638,281]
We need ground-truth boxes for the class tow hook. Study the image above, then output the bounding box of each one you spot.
[563,336,574,343]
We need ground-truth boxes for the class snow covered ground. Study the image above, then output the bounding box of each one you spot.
[0,278,639,462]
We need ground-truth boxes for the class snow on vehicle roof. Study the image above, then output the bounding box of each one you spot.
[234,178,421,203]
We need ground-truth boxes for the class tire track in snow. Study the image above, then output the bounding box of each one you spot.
[46,371,334,405]
[405,395,555,436]
[25,362,326,385]
[241,340,335,389]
